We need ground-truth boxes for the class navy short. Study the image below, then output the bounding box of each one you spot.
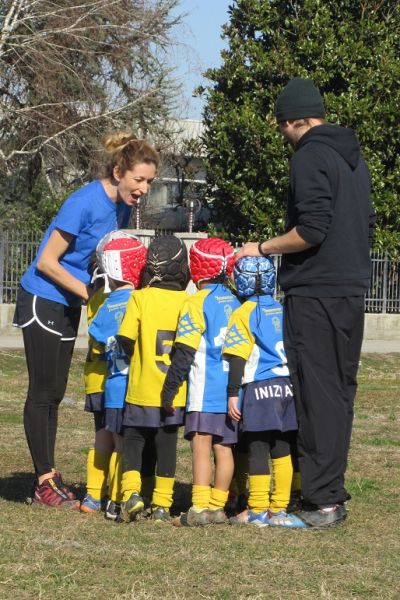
[105,408,124,435]
[13,286,81,340]
[123,404,185,428]
[84,392,104,413]
[184,411,238,445]
[84,393,105,430]
[242,376,298,433]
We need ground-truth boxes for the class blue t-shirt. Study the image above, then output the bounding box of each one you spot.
[174,283,241,413]
[21,180,131,306]
[88,288,133,409]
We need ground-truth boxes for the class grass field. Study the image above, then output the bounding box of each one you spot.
[0,349,399,600]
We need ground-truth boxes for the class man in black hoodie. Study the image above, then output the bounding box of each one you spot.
[237,77,375,528]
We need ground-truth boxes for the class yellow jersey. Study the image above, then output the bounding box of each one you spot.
[118,287,189,407]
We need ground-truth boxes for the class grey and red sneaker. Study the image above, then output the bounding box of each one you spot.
[33,477,80,509]
[53,471,77,500]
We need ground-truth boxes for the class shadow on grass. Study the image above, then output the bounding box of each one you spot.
[0,472,35,503]
[171,480,192,516]
[0,473,87,503]
[0,474,192,513]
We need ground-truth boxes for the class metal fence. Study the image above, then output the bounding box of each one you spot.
[0,230,43,304]
[0,229,399,312]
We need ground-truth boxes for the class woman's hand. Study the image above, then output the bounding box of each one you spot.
[228,396,241,422]
[37,229,90,301]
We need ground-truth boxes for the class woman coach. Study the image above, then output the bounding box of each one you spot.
[13,132,159,508]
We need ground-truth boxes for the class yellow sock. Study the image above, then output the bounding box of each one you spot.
[141,475,155,501]
[86,448,110,501]
[248,474,270,513]
[208,487,229,510]
[152,476,174,509]
[121,470,141,503]
[235,452,249,496]
[192,484,211,510]
[108,452,122,503]
[291,470,301,492]
[270,455,293,512]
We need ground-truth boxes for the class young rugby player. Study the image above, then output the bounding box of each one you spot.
[81,230,147,520]
[118,235,190,522]
[224,256,305,528]
[162,237,240,526]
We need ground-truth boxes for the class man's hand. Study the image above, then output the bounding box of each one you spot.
[235,242,261,260]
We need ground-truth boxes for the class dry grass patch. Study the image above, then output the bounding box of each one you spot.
[0,350,399,600]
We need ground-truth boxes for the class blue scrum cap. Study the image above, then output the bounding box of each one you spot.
[234,255,276,297]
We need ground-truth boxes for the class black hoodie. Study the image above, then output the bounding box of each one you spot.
[279,124,376,297]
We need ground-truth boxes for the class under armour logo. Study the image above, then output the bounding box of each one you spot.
[48,320,54,325]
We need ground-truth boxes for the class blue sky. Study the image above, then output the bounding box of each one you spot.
[171,0,232,120]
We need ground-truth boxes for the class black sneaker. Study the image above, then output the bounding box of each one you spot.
[296,503,347,529]
[121,492,144,522]
[105,500,121,521]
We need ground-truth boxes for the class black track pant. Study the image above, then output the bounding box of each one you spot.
[22,321,76,476]
[247,431,295,475]
[123,426,178,478]
[283,296,364,506]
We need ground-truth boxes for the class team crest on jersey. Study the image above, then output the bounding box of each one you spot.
[224,304,233,321]
[177,312,201,337]
[224,324,248,348]
[272,316,281,333]
[114,310,124,326]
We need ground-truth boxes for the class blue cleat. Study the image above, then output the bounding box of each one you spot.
[266,509,308,528]
[80,494,102,514]
[230,509,270,527]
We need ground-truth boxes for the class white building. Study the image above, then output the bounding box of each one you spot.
[141,119,208,231]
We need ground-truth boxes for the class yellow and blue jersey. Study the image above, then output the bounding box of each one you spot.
[175,283,241,413]
[118,287,189,408]
[223,295,289,383]
[84,287,108,395]
[89,288,133,409]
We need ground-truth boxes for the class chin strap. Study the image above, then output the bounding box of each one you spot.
[91,267,111,293]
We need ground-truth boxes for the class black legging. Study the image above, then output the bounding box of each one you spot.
[123,426,178,478]
[22,321,75,476]
[247,430,295,475]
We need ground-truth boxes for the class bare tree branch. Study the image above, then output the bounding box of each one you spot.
[1,87,164,160]
[0,0,182,194]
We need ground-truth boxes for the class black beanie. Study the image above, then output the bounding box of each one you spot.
[275,77,325,122]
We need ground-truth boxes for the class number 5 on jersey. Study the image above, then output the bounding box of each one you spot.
[155,329,175,373]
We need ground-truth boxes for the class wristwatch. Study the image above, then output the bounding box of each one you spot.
[258,241,269,257]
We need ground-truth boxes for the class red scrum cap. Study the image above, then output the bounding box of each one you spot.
[95,230,147,290]
[189,237,235,285]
